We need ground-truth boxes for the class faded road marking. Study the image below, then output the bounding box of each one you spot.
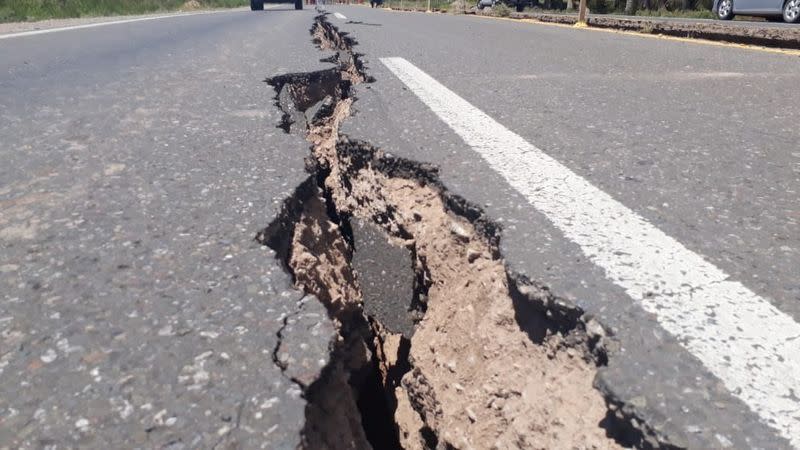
[0,10,240,40]
[333,12,348,20]
[381,56,800,448]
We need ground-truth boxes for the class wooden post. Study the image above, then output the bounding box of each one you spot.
[577,0,588,24]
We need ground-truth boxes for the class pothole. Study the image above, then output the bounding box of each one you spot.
[258,13,671,450]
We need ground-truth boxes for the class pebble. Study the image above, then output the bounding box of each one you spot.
[715,434,733,448]
[466,248,481,263]
[40,349,57,364]
[75,417,90,432]
[449,222,470,240]
[585,319,606,339]
[465,407,477,423]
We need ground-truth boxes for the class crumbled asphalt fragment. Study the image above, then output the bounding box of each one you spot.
[351,219,417,338]
[258,12,680,450]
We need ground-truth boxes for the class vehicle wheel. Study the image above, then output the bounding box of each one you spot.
[295,0,303,9]
[784,0,800,22]
[250,0,264,10]
[716,0,734,19]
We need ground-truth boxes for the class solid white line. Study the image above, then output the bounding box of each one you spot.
[381,56,800,447]
[333,12,348,20]
[0,10,239,40]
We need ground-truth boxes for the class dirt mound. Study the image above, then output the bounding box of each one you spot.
[180,0,203,11]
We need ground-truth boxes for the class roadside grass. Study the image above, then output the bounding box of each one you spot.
[634,8,715,18]
[518,5,717,19]
[0,0,249,23]
[360,0,774,23]
[492,2,510,15]
[381,0,453,10]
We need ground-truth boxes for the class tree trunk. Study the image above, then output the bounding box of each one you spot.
[624,0,638,13]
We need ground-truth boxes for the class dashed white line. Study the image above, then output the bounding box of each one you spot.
[333,12,348,20]
[381,56,800,448]
[0,10,240,40]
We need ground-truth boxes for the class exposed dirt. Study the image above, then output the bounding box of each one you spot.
[289,191,360,318]
[259,13,673,450]
[328,160,622,449]
[282,186,383,450]
[181,0,203,10]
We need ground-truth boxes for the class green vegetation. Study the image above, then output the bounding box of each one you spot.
[501,0,716,17]
[493,1,510,15]
[633,6,715,17]
[381,0,453,11]
[586,0,715,15]
[0,0,249,23]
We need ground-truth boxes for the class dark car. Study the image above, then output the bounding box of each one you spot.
[714,0,800,22]
[251,0,303,10]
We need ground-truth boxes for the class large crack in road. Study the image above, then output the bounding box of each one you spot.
[258,13,678,450]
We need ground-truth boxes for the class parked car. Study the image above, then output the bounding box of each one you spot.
[714,0,800,22]
[477,0,497,9]
[251,0,303,10]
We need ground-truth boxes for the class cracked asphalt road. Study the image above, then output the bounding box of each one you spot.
[1,5,799,449]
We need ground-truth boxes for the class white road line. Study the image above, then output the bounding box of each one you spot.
[0,10,239,40]
[381,56,800,447]
[333,12,348,20]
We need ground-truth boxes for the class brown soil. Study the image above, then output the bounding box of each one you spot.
[288,189,374,450]
[289,191,360,317]
[180,0,203,10]
[323,156,622,449]
[269,16,627,450]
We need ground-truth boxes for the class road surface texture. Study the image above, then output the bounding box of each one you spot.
[1,4,799,450]
[0,9,336,448]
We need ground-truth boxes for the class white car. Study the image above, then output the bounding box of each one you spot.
[714,0,800,22]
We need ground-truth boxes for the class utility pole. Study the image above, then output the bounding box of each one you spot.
[577,0,588,24]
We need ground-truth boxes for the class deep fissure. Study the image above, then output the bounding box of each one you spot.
[258,13,674,450]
